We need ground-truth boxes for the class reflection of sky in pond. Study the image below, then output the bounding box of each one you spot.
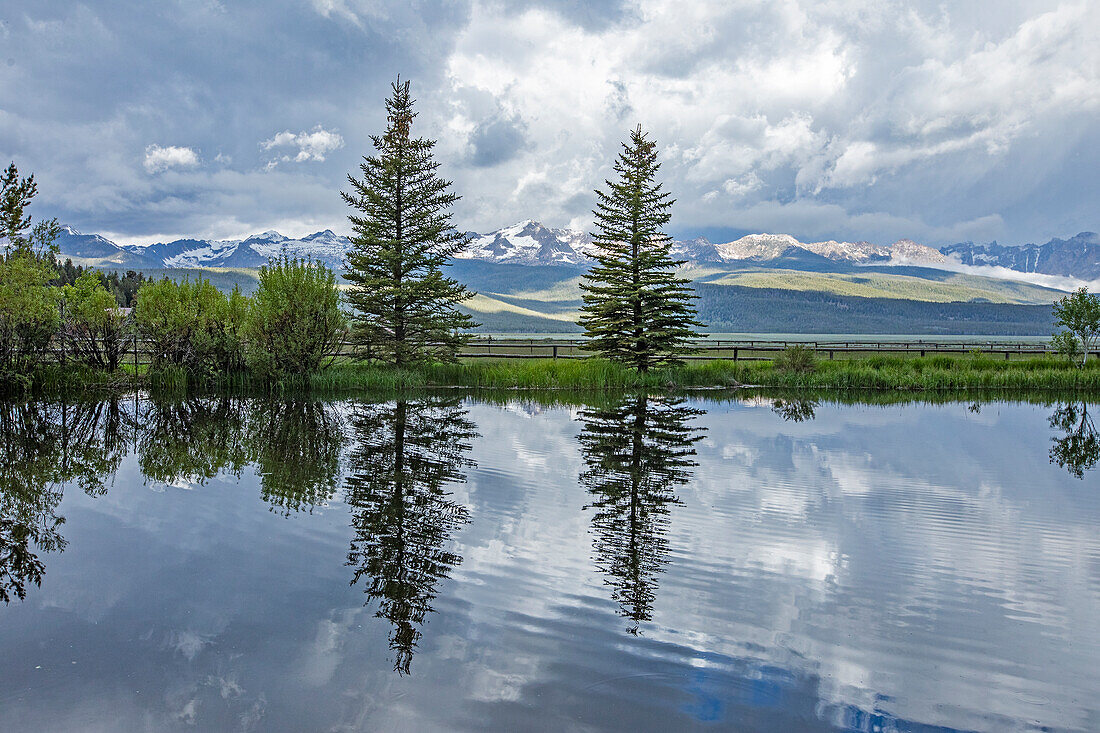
[0,396,1097,732]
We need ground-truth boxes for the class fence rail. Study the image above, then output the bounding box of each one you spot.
[38,336,1096,366]
[453,337,1091,362]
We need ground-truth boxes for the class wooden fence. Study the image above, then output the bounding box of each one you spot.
[454,337,1093,361]
[38,336,1096,367]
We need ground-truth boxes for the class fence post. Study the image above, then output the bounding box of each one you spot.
[733,347,738,362]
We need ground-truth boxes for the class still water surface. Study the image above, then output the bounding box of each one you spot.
[0,393,1097,732]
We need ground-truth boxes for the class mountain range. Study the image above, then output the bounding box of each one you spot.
[54,221,1100,280]
[942,232,1100,279]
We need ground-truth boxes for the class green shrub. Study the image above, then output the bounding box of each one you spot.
[1052,287,1100,367]
[62,272,129,371]
[245,257,346,382]
[133,277,246,378]
[773,344,817,373]
[0,251,60,385]
[219,286,249,373]
[1051,330,1082,364]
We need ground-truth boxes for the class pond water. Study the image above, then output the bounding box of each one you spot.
[0,393,1097,732]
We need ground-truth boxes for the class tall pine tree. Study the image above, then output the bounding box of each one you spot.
[342,79,476,366]
[1,162,60,258]
[579,126,703,371]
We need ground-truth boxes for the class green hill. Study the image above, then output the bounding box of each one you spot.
[96,260,1063,335]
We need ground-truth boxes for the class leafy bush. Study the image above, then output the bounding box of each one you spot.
[773,344,817,373]
[133,277,246,377]
[0,251,60,385]
[1051,330,1082,364]
[62,272,129,371]
[245,257,346,381]
[1052,287,1100,367]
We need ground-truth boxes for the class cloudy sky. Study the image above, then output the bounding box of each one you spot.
[1,0,1097,246]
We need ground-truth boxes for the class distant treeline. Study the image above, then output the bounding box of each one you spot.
[53,259,150,307]
[455,284,1058,336]
[693,285,1056,336]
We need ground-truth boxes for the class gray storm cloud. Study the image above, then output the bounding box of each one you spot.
[0,0,1095,245]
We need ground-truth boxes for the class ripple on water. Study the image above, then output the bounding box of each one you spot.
[0,396,1097,732]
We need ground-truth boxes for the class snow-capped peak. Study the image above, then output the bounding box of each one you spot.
[456,220,595,265]
[50,219,963,272]
[245,230,287,243]
[713,233,800,261]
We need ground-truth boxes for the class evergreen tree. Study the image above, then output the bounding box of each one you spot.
[579,127,703,371]
[1,162,60,258]
[342,79,476,366]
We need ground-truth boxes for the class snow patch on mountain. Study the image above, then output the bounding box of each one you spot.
[941,232,1100,279]
[163,238,241,267]
[714,233,801,261]
[460,220,594,265]
[53,220,953,270]
[53,221,1095,288]
[709,233,944,264]
[53,225,128,258]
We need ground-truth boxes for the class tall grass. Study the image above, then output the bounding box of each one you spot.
[295,355,1100,393]
[12,352,1100,397]
[17,363,140,395]
[300,358,751,392]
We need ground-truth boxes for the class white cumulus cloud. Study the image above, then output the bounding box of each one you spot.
[261,125,344,169]
[143,145,200,174]
[8,0,1098,245]
[438,0,1100,243]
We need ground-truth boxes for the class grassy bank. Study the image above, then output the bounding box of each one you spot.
[12,353,1100,396]
[301,354,1100,392]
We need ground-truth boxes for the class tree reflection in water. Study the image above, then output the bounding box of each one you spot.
[770,398,818,422]
[1049,401,1099,479]
[137,396,250,486]
[136,397,345,515]
[0,400,129,603]
[344,397,477,674]
[250,401,344,516]
[578,394,705,634]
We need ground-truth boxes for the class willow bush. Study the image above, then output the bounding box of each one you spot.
[133,276,246,377]
[245,256,346,382]
[62,272,128,371]
[0,251,59,387]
